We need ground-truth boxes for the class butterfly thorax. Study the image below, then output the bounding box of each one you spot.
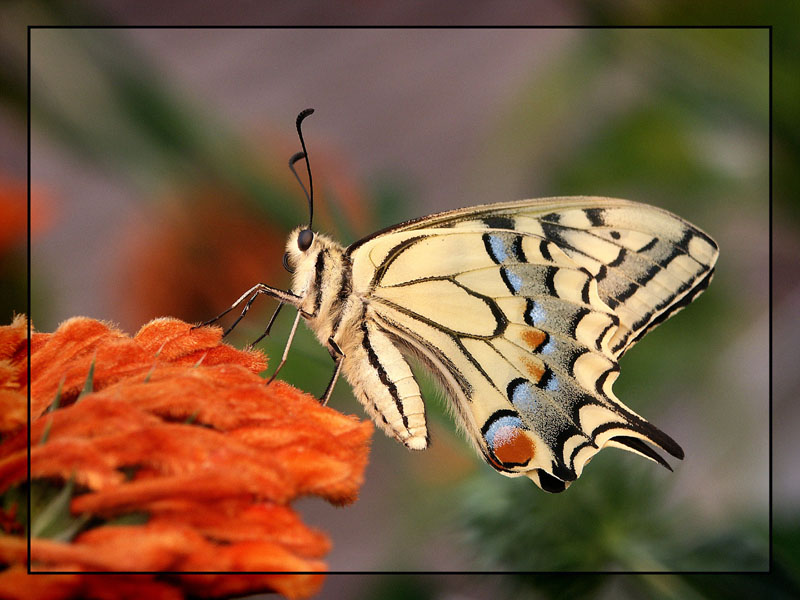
[286,228,352,344]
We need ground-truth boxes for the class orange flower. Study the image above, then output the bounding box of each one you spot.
[0,316,373,600]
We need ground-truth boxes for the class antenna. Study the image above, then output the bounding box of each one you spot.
[290,108,315,229]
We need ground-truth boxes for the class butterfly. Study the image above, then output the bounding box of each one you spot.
[202,108,719,493]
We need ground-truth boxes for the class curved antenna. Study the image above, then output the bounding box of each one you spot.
[291,108,315,229]
[288,151,310,219]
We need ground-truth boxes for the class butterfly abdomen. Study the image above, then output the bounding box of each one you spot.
[341,314,429,450]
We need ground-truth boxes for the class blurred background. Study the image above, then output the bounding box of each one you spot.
[1,3,793,599]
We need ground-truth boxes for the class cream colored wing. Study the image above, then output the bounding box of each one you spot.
[346,197,718,492]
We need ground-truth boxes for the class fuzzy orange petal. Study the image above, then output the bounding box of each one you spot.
[0,315,28,435]
[0,315,372,600]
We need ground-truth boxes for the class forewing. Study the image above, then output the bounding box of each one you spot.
[350,197,719,357]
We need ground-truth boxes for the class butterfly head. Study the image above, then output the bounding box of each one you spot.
[283,226,313,270]
[283,225,315,272]
[283,226,344,298]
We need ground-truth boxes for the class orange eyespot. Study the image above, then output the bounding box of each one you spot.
[492,426,535,466]
[522,358,545,380]
[483,413,534,469]
[521,328,546,351]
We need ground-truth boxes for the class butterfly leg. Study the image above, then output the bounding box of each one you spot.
[194,284,265,329]
[220,290,265,337]
[267,308,303,384]
[195,284,301,336]
[319,338,345,406]
[246,302,285,348]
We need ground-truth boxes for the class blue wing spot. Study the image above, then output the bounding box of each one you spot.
[536,368,559,392]
[489,235,508,263]
[484,414,524,449]
[541,337,556,354]
[507,377,538,413]
[546,374,559,392]
[525,299,547,325]
[501,267,523,294]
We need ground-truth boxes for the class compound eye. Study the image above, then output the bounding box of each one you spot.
[282,252,295,273]
[297,228,314,251]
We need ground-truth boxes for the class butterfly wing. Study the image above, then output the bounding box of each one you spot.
[347,197,718,492]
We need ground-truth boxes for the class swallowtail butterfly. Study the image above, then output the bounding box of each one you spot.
[202,109,719,493]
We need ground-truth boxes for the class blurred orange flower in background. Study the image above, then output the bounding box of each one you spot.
[116,195,289,330]
[1,172,55,325]
[0,315,373,599]
[0,176,27,258]
[0,172,55,256]
[115,131,372,331]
